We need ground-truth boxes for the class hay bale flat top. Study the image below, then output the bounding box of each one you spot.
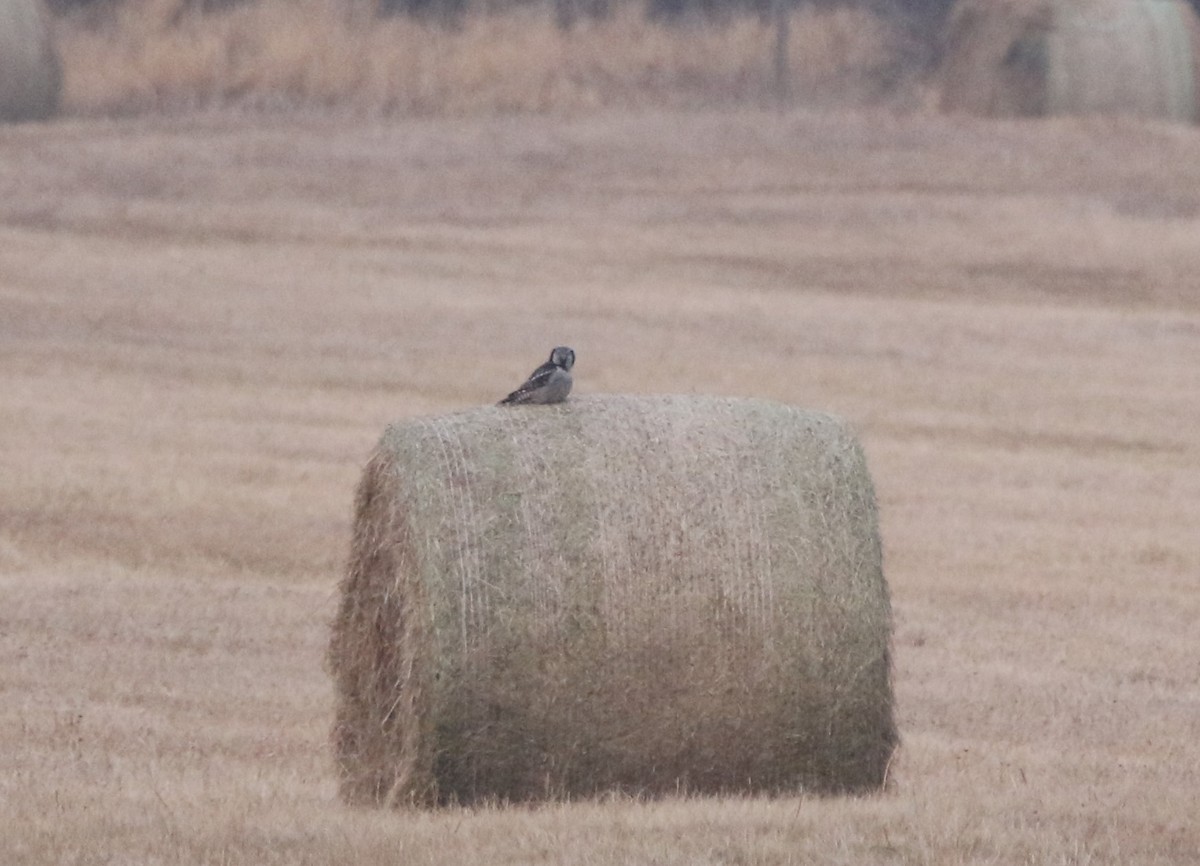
[332,394,895,805]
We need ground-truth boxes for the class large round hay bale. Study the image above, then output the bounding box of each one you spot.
[0,0,61,122]
[938,0,1053,117]
[938,0,1200,122]
[329,394,897,807]
[1047,0,1198,121]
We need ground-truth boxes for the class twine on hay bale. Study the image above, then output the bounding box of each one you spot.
[938,0,1200,122]
[328,394,897,807]
[0,0,60,122]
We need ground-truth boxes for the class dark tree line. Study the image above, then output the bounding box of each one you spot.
[372,0,960,28]
[48,0,958,27]
[43,0,1200,27]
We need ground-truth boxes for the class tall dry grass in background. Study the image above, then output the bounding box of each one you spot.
[56,0,899,115]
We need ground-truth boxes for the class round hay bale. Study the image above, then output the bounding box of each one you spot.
[0,0,61,122]
[328,394,897,807]
[938,0,1053,117]
[1047,0,1198,121]
[938,0,1200,122]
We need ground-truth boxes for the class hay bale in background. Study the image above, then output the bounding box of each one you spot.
[329,394,896,807]
[1047,0,1198,120]
[939,0,1200,122]
[938,0,1052,117]
[0,0,61,122]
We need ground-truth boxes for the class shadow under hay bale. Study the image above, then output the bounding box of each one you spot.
[938,0,1200,122]
[0,0,61,122]
[328,394,897,807]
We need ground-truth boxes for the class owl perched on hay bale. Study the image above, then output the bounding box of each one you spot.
[498,346,575,406]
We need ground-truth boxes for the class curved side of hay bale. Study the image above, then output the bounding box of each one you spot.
[0,0,61,122]
[1047,0,1198,122]
[329,395,897,807]
[329,445,438,806]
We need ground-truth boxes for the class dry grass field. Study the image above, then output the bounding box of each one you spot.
[54,0,900,116]
[1,103,1199,864]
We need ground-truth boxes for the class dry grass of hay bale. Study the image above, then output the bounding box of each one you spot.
[937,0,1051,117]
[54,0,899,116]
[0,0,61,121]
[329,394,896,807]
[938,0,1200,122]
[1046,0,1200,122]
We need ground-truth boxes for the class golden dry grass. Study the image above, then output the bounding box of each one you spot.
[1,105,1200,863]
[54,0,899,115]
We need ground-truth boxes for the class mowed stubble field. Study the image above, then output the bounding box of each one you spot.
[1,107,1199,864]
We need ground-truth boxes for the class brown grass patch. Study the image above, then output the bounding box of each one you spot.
[2,106,1200,861]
